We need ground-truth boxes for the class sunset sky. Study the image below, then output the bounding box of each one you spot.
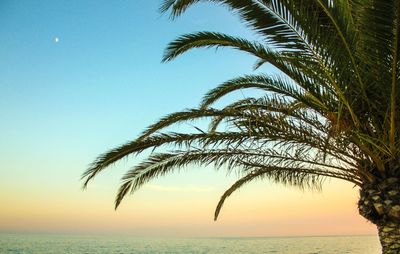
[0,0,376,237]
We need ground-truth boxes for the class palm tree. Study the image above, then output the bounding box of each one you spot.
[82,1,400,253]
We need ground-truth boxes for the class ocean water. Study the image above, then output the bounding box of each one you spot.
[0,234,380,254]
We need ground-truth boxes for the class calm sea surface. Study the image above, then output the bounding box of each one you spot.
[0,234,380,254]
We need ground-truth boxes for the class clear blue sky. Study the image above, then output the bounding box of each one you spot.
[0,0,375,236]
[0,0,258,187]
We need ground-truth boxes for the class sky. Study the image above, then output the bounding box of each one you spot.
[0,0,376,237]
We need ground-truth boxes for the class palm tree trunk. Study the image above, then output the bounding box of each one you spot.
[377,221,400,253]
[358,177,400,254]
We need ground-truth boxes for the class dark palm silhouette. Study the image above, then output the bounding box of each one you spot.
[83,1,400,252]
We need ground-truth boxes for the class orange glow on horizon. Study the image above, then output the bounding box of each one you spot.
[0,176,376,237]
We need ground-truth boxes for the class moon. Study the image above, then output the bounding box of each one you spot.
[54,37,59,43]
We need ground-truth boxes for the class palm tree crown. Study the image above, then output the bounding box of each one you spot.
[83,1,400,252]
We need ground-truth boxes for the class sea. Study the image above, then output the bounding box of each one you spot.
[0,234,380,254]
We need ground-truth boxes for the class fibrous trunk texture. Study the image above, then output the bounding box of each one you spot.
[377,221,400,253]
[358,177,400,253]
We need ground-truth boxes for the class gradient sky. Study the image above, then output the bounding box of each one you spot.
[0,0,376,237]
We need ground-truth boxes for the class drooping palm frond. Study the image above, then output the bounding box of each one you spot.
[161,22,361,128]
[198,74,331,112]
[83,94,369,210]
[83,0,400,224]
[114,144,360,209]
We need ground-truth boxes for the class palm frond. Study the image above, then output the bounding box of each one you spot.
[199,74,330,112]
[83,131,256,188]
[84,0,400,223]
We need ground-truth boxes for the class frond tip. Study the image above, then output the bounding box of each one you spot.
[115,181,132,209]
[214,170,265,221]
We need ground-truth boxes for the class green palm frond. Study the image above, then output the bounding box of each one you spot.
[199,74,330,112]
[162,32,276,62]
[114,146,360,209]
[213,164,356,220]
[162,30,359,127]
[84,0,400,222]
[82,130,253,188]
